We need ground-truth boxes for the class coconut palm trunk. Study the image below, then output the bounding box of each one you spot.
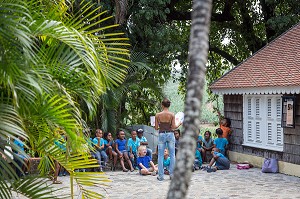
[167,0,212,198]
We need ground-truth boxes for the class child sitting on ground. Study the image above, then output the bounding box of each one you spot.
[127,130,140,170]
[13,136,30,177]
[194,140,202,171]
[115,130,134,172]
[213,128,228,156]
[206,148,230,172]
[201,131,214,162]
[197,130,203,152]
[163,149,170,175]
[137,145,158,175]
[174,129,180,155]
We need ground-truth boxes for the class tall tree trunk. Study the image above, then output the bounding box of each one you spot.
[114,0,128,25]
[167,0,212,198]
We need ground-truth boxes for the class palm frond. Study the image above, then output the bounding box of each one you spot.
[11,176,63,199]
[0,102,27,142]
[81,189,105,199]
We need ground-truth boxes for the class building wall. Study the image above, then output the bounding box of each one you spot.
[224,94,300,165]
[282,94,300,164]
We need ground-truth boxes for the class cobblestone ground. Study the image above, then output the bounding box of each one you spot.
[13,164,300,199]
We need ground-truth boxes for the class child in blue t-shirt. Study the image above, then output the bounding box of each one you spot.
[13,136,30,177]
[115,130,134,172]
[163,149,170,175]
[206,148,230,172]
[127,130,140,169]
[136,129,152,159]
[194,131,203,170]
[194,148,202,170]
[137,145,158,175]
[213,128,228,155]
[92,129,108,171]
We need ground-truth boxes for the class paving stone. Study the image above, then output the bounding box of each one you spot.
[11,164,300,198]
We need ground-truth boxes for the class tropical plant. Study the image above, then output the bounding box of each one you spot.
[0,0,129,198]
[93,52,163,133]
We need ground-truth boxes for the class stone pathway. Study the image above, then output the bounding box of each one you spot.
[13,164,300,198]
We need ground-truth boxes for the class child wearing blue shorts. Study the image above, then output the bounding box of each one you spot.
[137,145,158,176]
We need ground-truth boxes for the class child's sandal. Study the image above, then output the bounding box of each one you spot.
[53,180,62,184]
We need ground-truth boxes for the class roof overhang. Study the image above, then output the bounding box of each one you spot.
[211,86,300,95]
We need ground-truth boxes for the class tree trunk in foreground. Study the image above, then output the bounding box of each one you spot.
[167,0,212,198]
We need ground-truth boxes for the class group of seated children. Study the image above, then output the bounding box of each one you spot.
[8,117,232,181]
[90,128,153,173]
[129,118,231,175]
[193,117,231,173]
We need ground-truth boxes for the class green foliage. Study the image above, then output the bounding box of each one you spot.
[0,0,129,198]
[164,78,223,125]
[99,0,300,109]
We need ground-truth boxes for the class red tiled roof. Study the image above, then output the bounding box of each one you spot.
[210,22,300,90]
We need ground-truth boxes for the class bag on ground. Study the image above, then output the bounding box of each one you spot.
[237,163,250,170]
[261,158,278,173]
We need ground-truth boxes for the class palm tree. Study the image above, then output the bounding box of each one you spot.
[0,0,129,198]
[167,0,213,198]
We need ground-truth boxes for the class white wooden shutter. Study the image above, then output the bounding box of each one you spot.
[276,98,281,118]
[256,121,261,142]
[255,98,260,117]
[267,98,272,117]
[276,123,283,145]
[247,121,253,141]
[243,95,283,151]
[247,98,252,116]
[267,122,273,144]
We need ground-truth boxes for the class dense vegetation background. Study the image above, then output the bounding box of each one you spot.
[164,78,223,125]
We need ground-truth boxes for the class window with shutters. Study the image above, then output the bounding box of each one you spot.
[243,95,283,151]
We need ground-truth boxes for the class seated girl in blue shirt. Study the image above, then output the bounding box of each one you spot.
[213,128,228,155]
[115,130,134,172]
[103,132,118,171]
[137,145,158,175]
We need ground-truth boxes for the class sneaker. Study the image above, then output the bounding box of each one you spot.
[157,176,164,181]
[151,171,157,176]
[207,168,216,173]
